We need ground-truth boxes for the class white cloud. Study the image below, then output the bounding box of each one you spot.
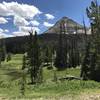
[12,31,29,36]
[0,28,3,33]
[0,3,9,16]
[30,20,40,26]
[0,33,12,38]
[45,14,55,20]
[0,28,9,33]
[0,2,42,37]
[0,17,8,24]
[0,28,11,38]
[19,26,40,33]
[12,26,40,36]
[6,17,11,20]
[4,29,9,33]
[14,15,29,26]
[0,2,42,19]
[33,27,41,33]
[43,22,54,27]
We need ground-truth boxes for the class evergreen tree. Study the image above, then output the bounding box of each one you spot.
[80,18,90,80]
[38,65,43,83]
[0,56,1,67]
[69,36,78,68]
[89,52,96,79]
[44,46,52,66]
[70,38,77,68]
[74,26,80,66]
[50,46,55,68]
[0,39,6,61]
[6,53,11,62]
[54,21,67,70]
[53,69,57,83]
[86,0,100,81]
[27,31,42,84]
[80,42,90,80]
[20,54,26,96]
[22,54,27,70]
[44,45,54,69]
[20,70,26,96]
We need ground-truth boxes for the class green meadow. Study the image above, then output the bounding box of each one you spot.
[0,54,100,100]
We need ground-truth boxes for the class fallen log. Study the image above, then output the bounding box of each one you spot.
[58,76,82,81]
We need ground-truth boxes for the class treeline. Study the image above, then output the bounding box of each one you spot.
[2,33,86,54]
[0,32,86,70]
[0,33,86,66]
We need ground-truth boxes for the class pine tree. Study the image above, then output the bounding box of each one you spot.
[54,21,67,70]
[44,46,50,66]
[86,0,100,81]
[22,54,27,70]
[6,53,11,62]
[38,65,43,83]
[54,23,63,69]
[27,31,42,84]
[89,52,96,79]
[0,39,6,61]
[80,18,90,80]
[0,56,1,67]
[20,55,26,96]
[74,25,80,67]
[68,36,77,68]
[20,70,26,96]
[70,38,77,68]
[80,42,90,80]
[53,70,57,83]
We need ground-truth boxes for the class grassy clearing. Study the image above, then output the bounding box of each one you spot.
[0,54,100,100]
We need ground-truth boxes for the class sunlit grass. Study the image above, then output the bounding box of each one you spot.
[0,54,100,99]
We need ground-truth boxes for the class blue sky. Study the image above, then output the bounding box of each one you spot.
[0,0,98,37]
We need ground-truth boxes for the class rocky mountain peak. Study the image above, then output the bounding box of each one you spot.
[44,17,85,34]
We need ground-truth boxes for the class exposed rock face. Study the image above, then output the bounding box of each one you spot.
[44,17,89,34]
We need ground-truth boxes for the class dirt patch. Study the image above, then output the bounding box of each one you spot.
[79,94,100,100]
[1,93,100,100]
[0,97,8,100]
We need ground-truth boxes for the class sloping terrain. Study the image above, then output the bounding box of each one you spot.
[44,17,84,34]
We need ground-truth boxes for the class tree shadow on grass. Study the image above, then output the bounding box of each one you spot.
[0,67,23,81]
[5,71,23,81]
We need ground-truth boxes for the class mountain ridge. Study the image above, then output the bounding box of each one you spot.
[44,16,85,34]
